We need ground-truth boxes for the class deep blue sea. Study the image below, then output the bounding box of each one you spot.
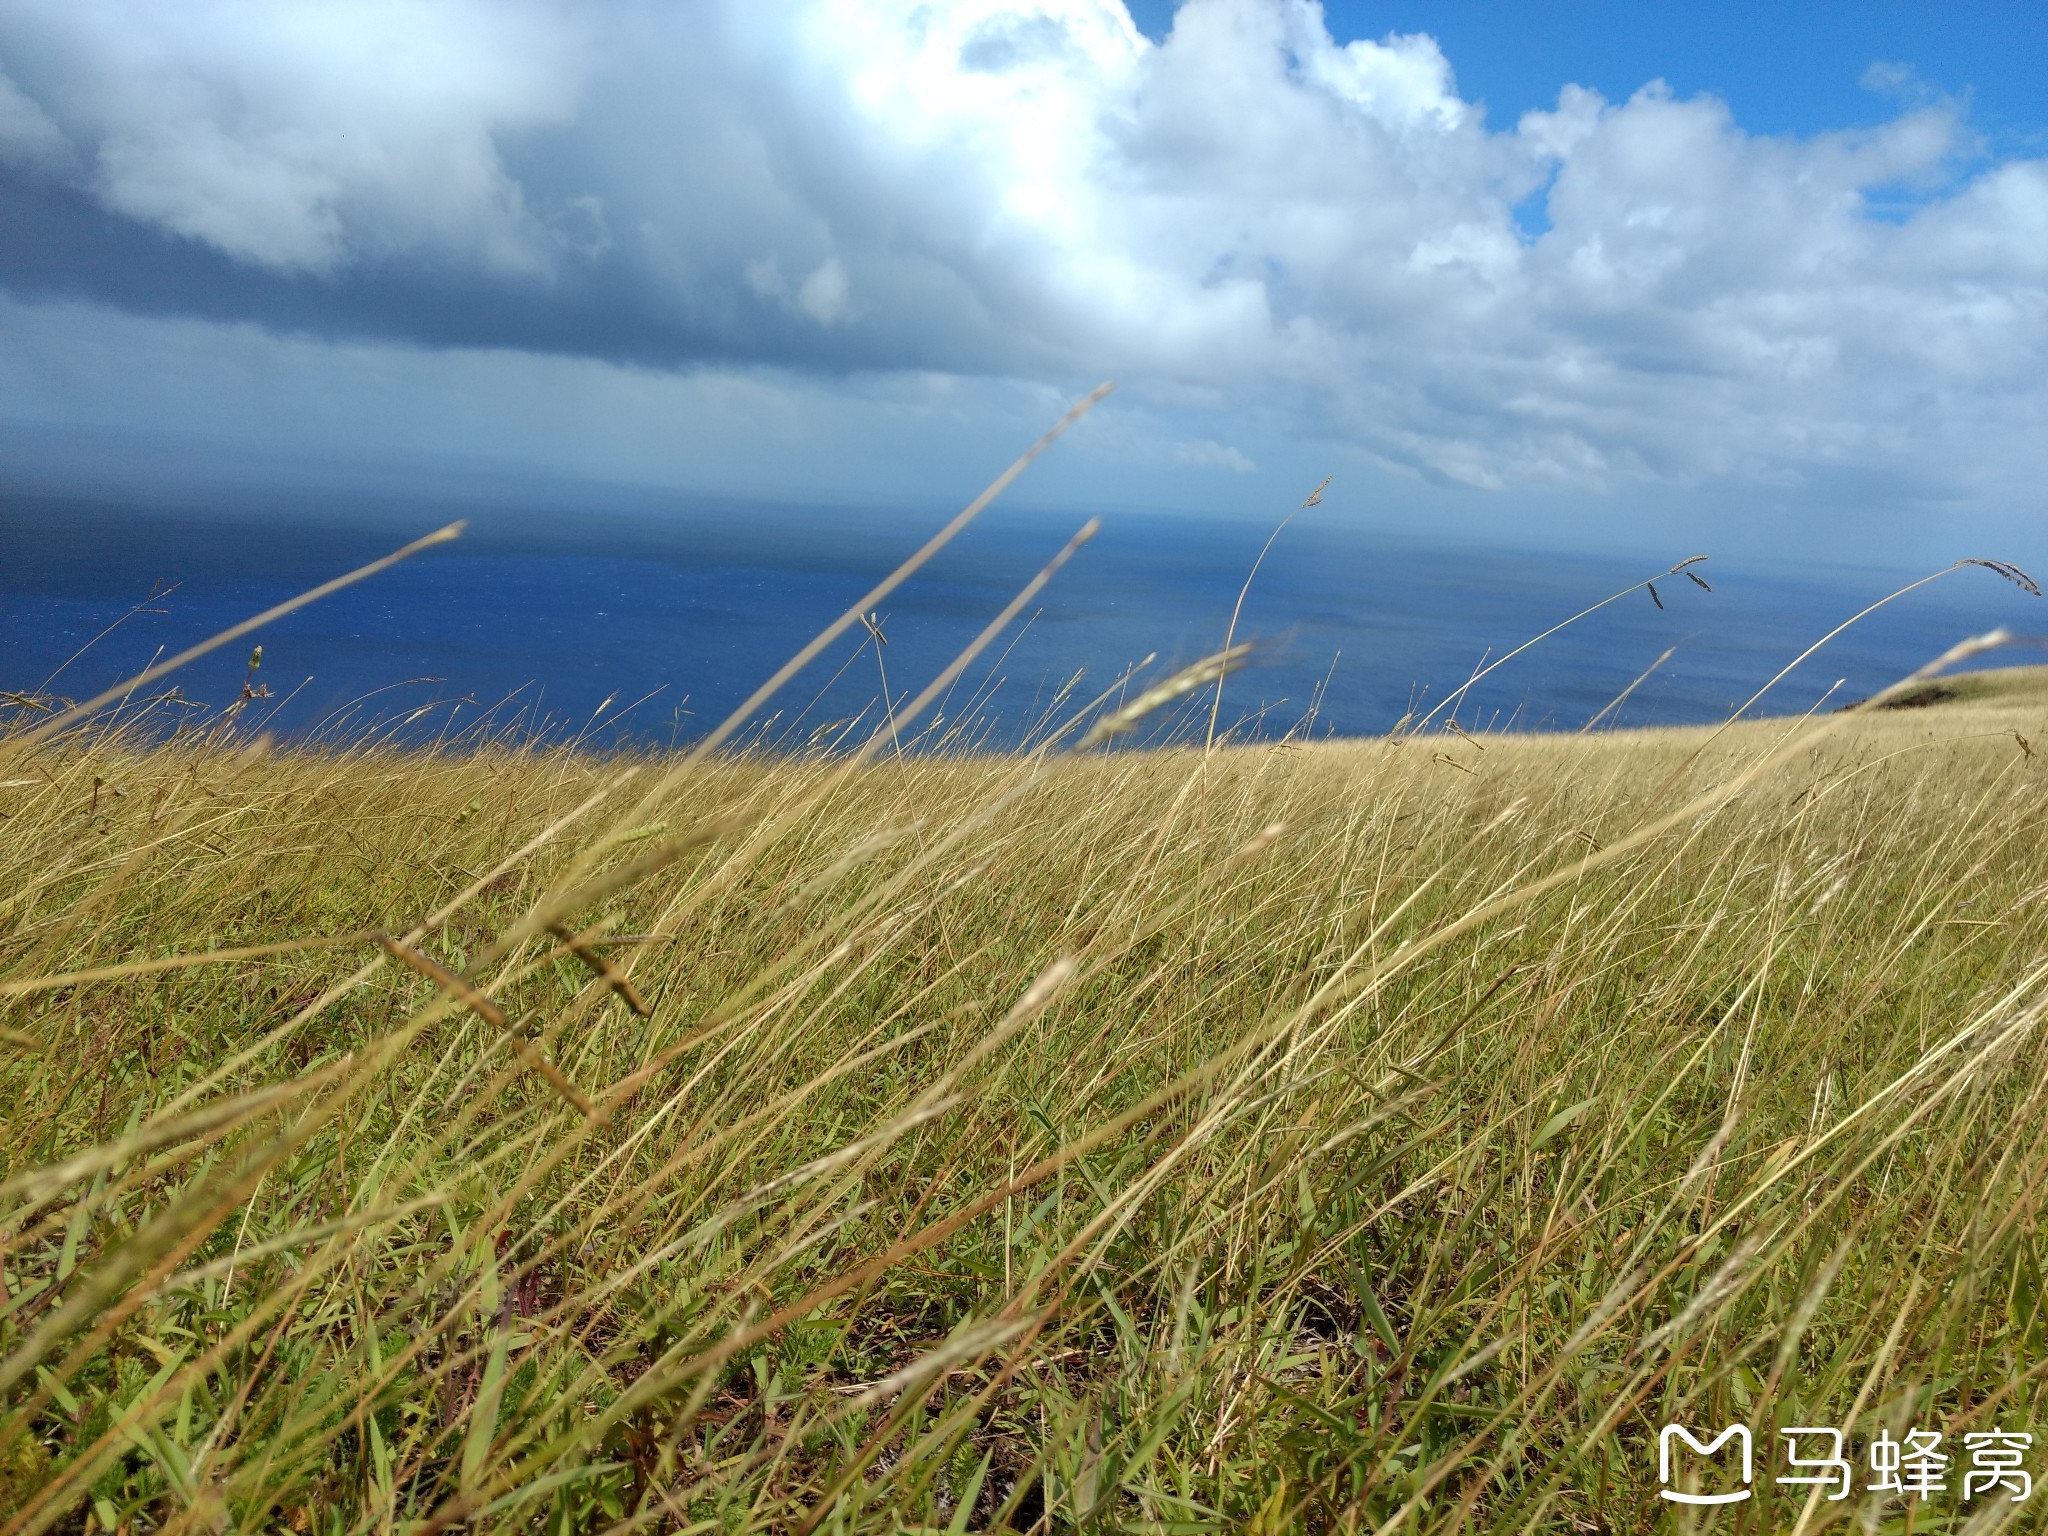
[2,480,2041,750]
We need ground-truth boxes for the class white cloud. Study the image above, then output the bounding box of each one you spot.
[0,0,583,272]
[797,257,853,324]
[0,0,2042,515]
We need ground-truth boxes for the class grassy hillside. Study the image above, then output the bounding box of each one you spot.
[4,663,2048,1533]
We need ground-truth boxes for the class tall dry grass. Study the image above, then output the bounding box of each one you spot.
[4,425,2048,1531]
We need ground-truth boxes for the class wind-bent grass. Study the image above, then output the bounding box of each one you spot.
[3,659,2048,1534]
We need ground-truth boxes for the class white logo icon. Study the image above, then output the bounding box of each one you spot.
[1660,1424,1753,1505]
[1647,1420,2033,1504]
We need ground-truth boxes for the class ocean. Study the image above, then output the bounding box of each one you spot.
[2,480,2040,750]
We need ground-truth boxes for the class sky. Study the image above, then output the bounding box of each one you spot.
[1127,2,2048,147]
[0,0,2043,564]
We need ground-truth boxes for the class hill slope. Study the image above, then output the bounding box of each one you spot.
[4,676,2047,1531]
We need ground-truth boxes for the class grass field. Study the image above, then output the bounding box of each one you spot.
[4,605,2048,1533]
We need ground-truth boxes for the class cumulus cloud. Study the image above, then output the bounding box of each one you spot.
[0,0,583,272]
[0,0,2042,509]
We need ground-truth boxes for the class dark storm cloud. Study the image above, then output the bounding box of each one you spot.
[0,168,1005,373]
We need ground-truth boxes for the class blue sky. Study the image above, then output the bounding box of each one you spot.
[0,0,2042,565]
[1129,2,2048,145]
